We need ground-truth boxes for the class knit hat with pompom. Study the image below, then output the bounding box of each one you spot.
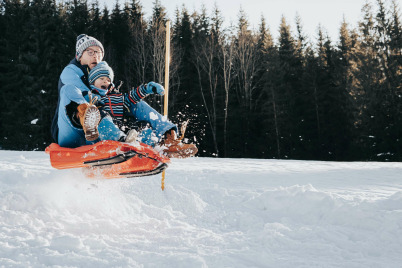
[75,34,104,60]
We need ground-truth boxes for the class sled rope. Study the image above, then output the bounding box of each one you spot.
[178,120,189,141]
[162,20,171,191]
[87,92,98,106]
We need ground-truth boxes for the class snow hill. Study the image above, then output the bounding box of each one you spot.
[1,150,402,267]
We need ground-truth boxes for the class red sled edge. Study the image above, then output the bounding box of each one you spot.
[45,140,170,178]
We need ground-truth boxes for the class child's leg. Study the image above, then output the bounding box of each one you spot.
[98,115,126,141]
[137,128,158,146]
[129,101,178,142]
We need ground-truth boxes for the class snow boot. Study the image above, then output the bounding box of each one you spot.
[77,103,101,141]
[161,123,198,158]
[124,129,139,143]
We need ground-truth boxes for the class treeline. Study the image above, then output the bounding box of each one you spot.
[0,0,401,161]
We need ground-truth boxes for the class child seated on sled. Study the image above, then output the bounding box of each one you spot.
[86,61,197,158]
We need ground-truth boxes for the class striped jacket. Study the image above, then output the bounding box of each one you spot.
[90,84,148,120]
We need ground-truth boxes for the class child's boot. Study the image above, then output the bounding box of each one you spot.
[161,130,198,158]
[124,129,139,143]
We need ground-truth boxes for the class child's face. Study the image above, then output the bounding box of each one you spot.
[94,76,111,90]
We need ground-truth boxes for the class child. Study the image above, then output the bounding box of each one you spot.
[87,61,198,158]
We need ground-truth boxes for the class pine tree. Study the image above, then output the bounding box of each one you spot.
[0,0,30,149]
[372,0,402,160]
[295,13,307,57]
[257,16,284,159]
[229,8,261,157]
[192,6,221,156]
[314,26,333,158]
[0,0,66,150]
[88,1,103,40]
[0,3,4,146]
[385,0,402,159]
[352,2,378,158]
[290,14,316,159]
[300,44,321,159]
[126,0,148,87]
[148,0,167,84]
[331,19,355,159]
[254,15,275,158]
[65,0,90,41]
[276,16,304,158]
[211,5,234,157]
[28,0,68,149]
[170,6,201,153]
[100,6,111,55]
[106,2,131,83]
[170,7,182,106]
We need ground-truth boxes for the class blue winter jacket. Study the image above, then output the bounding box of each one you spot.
[51,59,91,143]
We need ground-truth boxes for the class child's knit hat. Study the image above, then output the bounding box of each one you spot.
[76,34,104,60]
[89,61,114,84]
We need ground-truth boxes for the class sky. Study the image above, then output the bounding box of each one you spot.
[100,0,382,42]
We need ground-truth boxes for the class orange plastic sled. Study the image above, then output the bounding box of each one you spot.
[45,140,170,178]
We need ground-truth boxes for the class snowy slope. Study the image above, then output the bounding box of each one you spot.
[1,150,402,267]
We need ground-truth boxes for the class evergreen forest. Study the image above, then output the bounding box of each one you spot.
[0,0,401,161]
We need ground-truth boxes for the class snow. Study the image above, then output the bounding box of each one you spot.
[1,150,402,267]
[149,112,159,121]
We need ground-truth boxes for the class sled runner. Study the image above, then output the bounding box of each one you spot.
[45,140,170,178]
